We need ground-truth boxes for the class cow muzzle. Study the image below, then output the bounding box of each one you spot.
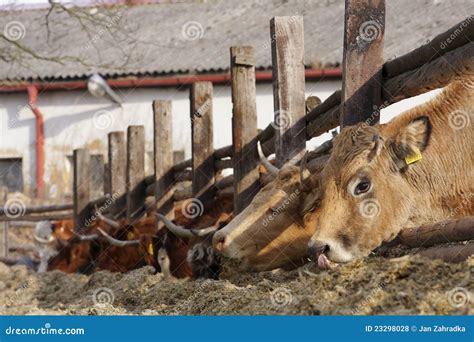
[212,233,226,253]
[307,239,338,270]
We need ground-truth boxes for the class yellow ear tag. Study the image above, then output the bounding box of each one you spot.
[148,243,154,256]
[405,147,422,165]
[127,231,136,240]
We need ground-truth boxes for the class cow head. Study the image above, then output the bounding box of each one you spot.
[212,142,323,271]
[306,117,431,263]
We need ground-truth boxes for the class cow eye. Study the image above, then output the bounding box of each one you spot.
[354,181,371,195]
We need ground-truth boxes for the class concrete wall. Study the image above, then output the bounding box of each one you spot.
[0,80,440,199]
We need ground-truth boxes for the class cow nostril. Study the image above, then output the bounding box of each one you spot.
[213,235,226,252]
[322,244,330,254]
[308,240,330,257]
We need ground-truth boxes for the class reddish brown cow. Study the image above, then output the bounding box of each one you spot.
[99,197,233,279]
[46,214,158,274]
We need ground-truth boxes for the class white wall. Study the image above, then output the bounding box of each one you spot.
[0,80,440,199]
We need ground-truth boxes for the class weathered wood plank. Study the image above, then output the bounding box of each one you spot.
[230,46,260,213]
[126,126,146,220]
[383,42,474,103]
[190,82,215,205]
[0,203,72,215]
[90,154,105,201]
[340,0,385,127]
[418,241,474,263]
[103,162,111,195]
[397,216,474,248]
[384,16,474,78]
[73,148,92,232]
[0,187,8,257]
[270,16,306,166]
[108,132,127,217]
[153,100,175,220]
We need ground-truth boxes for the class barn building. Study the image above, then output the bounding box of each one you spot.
[0,0,469,200]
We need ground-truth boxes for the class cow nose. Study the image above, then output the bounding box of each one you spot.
[308,240,330,257]
[213,234,226,253]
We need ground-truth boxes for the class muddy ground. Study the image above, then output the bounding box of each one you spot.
[0,253,472,315]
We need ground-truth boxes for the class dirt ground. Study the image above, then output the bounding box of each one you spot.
[0,253,472,315]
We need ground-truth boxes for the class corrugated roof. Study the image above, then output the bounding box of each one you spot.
[0,0,471,82]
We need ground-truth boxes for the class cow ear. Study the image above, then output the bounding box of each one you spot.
[390,116,431,170]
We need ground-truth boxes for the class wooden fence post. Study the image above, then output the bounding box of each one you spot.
[230,46,260,214]
[73,148,91,232]
[103,162,110,195]
[0,187,8,257]
[270,16,306,167]
[190,82,215,205]
[153,100,175,220]
[340,0,385,127]
[126,126,146,220]
[108,132,126,217]
[90,154,104,201]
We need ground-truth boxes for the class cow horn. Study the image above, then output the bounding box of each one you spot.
[34,234,55,244]
[75,233,99,241]
[95,209,121,229]
[97,228,139,247]
[156,214,193,238]
[156,213,217,238]
[257,141,279,177]
[191,225,219,236]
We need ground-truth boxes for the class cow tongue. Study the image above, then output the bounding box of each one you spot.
[317,254,330,270]
[317,253,339,270]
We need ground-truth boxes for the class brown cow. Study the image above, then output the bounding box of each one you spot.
[98,197,233,279]
[305,80,473,265]
[212,142,327,271]
[46,219,100,273]
[46,214,156,273]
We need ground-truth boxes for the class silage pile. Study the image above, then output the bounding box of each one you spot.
[0,254,472,315]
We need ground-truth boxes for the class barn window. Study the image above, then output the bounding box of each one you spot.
[0,158,23,192]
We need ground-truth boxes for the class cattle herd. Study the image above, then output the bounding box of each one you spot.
[11,78,474,282]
